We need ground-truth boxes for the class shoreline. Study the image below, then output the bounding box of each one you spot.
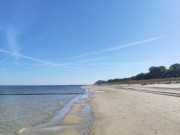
[19,84,180,135]
[21,89,93,135]
[86,84,180,135]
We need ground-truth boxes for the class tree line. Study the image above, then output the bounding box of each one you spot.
[107,63,180,83]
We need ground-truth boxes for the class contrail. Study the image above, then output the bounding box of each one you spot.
[0,48,72,68]
[0,48,110,68]
[74,35,167,58]
[73,56,109,64]
[20,27,56,50]
[0,27,56,64]
[0,35,168,68]
[0,56,11,64]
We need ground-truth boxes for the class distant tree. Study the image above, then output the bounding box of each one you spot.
[94,80,106,85]
[95,63,180,84]
[168,63,180,77]
[131,76,136,80]
[114,78,121,82]
[108,79,115,82]
[144,73,152,79]
[135,73,146,80]
[149,66,167,78]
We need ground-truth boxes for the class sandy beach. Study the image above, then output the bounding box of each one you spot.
[20,84,180,135]
[21,93,92,135]
[86,84,180,135]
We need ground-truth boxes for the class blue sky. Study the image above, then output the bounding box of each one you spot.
[0,0,180,85]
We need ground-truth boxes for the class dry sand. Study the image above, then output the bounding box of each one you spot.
[86,84,180,135]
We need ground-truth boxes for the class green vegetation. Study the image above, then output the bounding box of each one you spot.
[96,63,180,85]
[104,77,180,85]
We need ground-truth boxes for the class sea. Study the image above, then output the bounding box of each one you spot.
[0,85,85,135]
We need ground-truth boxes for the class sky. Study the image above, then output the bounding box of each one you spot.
[0,0,180,85]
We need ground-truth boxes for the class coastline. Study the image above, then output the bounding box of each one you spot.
[19,84,180,135]
[86,84,180,135]
[21,89,93,135]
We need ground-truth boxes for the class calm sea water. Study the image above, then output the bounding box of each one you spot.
[0,85,85,135]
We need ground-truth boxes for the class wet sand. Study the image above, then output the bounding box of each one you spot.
[22,94,92,135]
[86,84,180,135]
